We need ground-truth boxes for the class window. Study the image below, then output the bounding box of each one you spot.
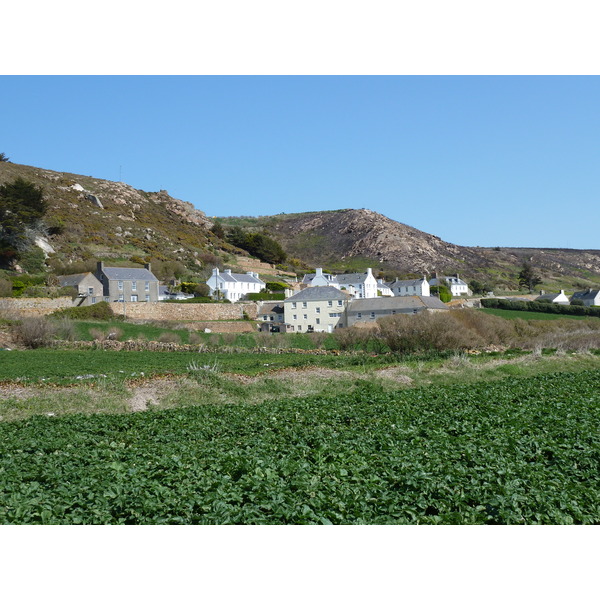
[104,297,110,302]
[315,307,320,314]
[357,312,362,319]
[145,295,150,302]
[316,318,320,325]
[302,302,307,308]
[91,297,96,304]
[145,281,150,291]
[88,287,94,296]
[118,281,123,290]
[292,302,297,309]
[337,300,343,307]
[263,316,268,321]
[303,314,307,320]
[328,301,333,307]
[132,281,137,291]
[293,314,297,320]
[118,294,124,302]
[131,295,138,302]
[297,325,302,331]
[370,312,375,319]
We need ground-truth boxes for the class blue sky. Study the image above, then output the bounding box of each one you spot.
[2,75,599,249]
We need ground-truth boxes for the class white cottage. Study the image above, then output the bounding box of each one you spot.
[390,277,430,297]
[206,268,265,302]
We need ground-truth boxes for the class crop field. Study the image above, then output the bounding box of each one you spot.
[0,369,598,524]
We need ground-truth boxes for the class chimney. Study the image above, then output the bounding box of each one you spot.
[225,269,232,275]
[589,288,593,294]
[97,261,104,272]
[316,268,323,277]
[145,263,152,272]
[366,268,373,276]
[213,267,219,276]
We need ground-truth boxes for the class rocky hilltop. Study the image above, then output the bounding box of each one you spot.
[219,209,600,289]
[0,161,221,272]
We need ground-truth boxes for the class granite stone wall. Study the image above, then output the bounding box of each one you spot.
[0,297,73,317]
[110,301,260,321]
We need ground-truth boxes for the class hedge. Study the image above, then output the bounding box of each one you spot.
[481,297,600,318]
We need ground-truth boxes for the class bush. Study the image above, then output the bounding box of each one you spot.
[0,278,12,297]
[51,301,121,321]
[158,331,181,344]
[12,317,56,349]
[53,317,77,341]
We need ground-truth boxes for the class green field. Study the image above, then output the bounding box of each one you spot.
[480,308,594,321]
[0,369,598,524]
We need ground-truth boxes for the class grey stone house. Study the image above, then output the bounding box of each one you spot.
[346,296,449,327]
[57,272,104,306]
[95,262,159,303]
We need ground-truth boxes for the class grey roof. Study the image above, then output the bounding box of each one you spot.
[336,273,368,286]
[571,289,600,300]
[537,293,561,301]
[285,286,350,302]
[58,272,97,286]
[302,273,337,284]
[392,278,427,287]
[347,296,449,313]
[216,271,264,284]
[257,302,284,316]
[101,266,158,282]
[429,276,468,286]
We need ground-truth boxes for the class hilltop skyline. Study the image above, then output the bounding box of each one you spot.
[2,76,599,250]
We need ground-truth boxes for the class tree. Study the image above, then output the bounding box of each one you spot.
[210,220,226,239]
[0,177,47,267]
[0,153,9,162]
[518,261,542,292]
[430,284,452,303]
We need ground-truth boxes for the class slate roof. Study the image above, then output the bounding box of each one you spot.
[336,273,368,286]
[429,275,468,287]
[101,266,158,282]
[571,289,600,301]
[347,296,449,312]
[285,286,350,302]
[257,302,284,316]
[58,273,96,286]
[392,278,427,286]
[302,273,337,284]
[216,271,264,284]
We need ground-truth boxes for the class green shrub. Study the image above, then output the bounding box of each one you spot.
[51,301,121,321]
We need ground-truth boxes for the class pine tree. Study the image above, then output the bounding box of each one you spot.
[518,261,542,292]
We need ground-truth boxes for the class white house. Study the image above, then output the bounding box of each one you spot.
[536,290,570,305]
[302,267,379,299]
[206,268,265,302]
[429,274,470,297]
[377,278,394,297]
[301,268,339,288]
[390,277,430,297]
[284,286,350,333]
[570,289,600,307]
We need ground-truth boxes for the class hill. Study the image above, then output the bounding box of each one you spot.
[218,210,600,290]
[2,161,600,291]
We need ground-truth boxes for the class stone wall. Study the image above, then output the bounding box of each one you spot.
[0,297,73,317]
[110,301,259,321]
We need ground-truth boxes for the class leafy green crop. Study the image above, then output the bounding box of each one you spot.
[0,370,598,524]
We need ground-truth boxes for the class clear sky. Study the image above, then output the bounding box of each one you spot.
[2,75,599,250]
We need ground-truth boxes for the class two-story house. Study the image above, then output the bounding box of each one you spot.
[206,268,265,302]
[390,277,430,297]
[95,262,159,302]
[284,286,350,333]
[346,296,449,327]
[429,274,471,297]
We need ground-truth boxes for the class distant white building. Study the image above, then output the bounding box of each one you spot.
[429,274,471,297]
[206,268,265,302]
[302,267,379,299]
[390,277,430,297]
[536,290,570,305]
[377,278,394,297]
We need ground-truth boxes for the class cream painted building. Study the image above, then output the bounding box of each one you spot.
[284,286,350,333]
